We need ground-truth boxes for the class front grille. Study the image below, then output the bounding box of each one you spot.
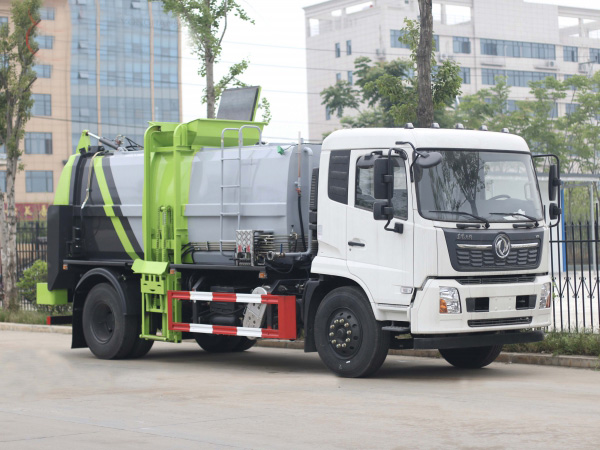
[457,275,536,285]
[456,247,538,268]
[468,317,533,328]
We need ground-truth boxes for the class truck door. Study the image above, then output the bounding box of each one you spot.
[346,150,414,306]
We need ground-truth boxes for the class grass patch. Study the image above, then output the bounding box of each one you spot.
[505,331,600,358]
[0,309,48,325]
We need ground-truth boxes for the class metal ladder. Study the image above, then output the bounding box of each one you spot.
[219,125,263,256]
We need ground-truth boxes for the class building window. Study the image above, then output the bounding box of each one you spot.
[591,49,600,63]
[40,7,55,20]
[0,171,5,192]
[31,94,51,116]
[346,40,352,55]
[34,64,52,78]
[335,42,340,58]
[0,16,8,26]
[25,132,52,155]
[336,72,342,82]
[482,69,556,87]
[326,106,331,121]
[505,100,518,112]
[26,171,53,193]
[481,39,555,59]
[453,37,471,54]
[347,70,353,85]
[566,103,579,115]
[459,67,470,84]
[563,46,578,62]
[37,35,54,50]
[391,30,410,49]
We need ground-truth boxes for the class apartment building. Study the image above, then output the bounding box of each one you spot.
[304,0,600,140]
[0,0,181,218]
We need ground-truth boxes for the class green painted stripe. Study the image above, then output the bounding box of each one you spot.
[93,156,140,260]
[54,155,77,205]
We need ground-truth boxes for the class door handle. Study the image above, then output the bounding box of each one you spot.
[348,241,365,247]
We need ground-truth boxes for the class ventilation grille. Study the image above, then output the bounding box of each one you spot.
[468,317,533,328]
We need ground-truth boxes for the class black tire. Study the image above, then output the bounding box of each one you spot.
[126,314,155,359]
[194,334,242,352]
[233,337,257,352]
[128,335,154,359]
[439,345,503,369]
[82,283,138,360]
[314,286,389,378]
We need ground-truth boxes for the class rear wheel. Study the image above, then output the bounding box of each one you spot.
[194,334,242,352]
[128,335,154,358]
[233,337,257,352]
[314,287,389,378]
[439,345,503,369]
[82,283,137,359]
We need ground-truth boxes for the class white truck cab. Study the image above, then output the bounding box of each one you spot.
[308,127,556,374]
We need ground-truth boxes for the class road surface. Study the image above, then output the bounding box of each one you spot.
[1,330,599,449]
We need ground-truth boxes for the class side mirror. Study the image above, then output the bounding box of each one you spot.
[415,151,442,168]
[548,164,560,202]
[373,158,393,200]
[373,201,394,221]
[549,203,561,221]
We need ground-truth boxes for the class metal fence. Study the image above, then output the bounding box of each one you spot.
[2,216,600,332]
[549,207,600,333]
[0,222,47,310]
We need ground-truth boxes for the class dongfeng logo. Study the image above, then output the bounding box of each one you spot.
[494,234,511,259]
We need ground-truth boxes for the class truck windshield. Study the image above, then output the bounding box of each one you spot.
[415,150,543,223]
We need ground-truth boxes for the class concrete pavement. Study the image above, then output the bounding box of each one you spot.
[1,329,599,449]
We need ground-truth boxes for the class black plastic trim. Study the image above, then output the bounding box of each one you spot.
[412,330,544,349]
[328,150,351,204]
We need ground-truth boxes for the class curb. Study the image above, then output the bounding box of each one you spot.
[0,322,73,335]
[2,323,598,370]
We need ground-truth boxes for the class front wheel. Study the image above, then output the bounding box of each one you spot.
[439,345,503,369]
[314,287,389,378]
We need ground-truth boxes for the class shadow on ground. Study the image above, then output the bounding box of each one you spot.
[67,342,522,382]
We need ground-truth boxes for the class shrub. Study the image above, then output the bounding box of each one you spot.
[17,260,48,304]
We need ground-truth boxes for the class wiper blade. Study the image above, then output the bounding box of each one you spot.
[489,212,539,227]
[428,210,490,228]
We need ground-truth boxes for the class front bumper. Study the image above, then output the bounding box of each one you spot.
[410,275,552,334]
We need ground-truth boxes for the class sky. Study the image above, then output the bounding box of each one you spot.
[181,0,600,142]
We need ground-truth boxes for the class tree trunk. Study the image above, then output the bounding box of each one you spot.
[417,0,434,128]
[0,156,19,311]
[205,51,216,119]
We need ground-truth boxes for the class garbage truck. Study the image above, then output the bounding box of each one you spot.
[37,110,561,378]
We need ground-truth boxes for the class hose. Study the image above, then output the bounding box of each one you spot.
[297,192,307,251]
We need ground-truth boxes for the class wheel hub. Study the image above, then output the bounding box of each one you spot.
[91,302,115,343]
[327,308,361,357]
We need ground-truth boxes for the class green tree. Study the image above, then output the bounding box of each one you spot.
[160,0,254,119]
[416,0,434,127]
[320,19,462,132]
[320,81,359,118]
[453,76,514,131]
[0,0,41,311]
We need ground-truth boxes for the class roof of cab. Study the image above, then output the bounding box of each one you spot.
[321,128,530,153]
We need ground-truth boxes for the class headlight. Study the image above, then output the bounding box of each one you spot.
[539,282,552,309]
[440,287,461,314]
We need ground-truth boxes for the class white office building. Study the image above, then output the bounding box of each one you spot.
[304,0,600,140]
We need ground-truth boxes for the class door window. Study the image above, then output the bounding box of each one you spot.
[355,156,408,219]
